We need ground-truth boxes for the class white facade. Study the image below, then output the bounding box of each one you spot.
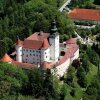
[53,58,71,77]
[41,48,50,62]
[22,48,50,64]
[49,34,59,62]
[16,45,22,62]
[22,48,41,64]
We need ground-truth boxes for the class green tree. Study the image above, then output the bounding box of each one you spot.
[82,54,89,73]
[43,69,61,100]
[0,62,28,99]
[26,68,43,97]
[94,0,100,5]
[77,67,87,88]
[65,66,76,86]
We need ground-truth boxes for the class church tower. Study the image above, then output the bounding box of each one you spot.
[49,20,59,62]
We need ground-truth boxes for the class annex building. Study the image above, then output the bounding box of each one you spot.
[69,8,100,25]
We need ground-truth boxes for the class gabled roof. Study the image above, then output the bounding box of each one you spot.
[1,53,12,62]
[23,32,50,49]
[69,9,100,21]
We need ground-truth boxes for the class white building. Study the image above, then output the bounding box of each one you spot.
[16,20,60,65]
[1,21,79,78]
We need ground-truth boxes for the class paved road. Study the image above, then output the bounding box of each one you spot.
[59,0,72,12]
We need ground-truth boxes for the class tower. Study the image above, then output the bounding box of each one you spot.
[49,20,59,62]
[16,39,22,62]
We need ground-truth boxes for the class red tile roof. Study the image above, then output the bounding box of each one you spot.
[23,32,50,49]
[66,43,78,47]
[42,38,50,49]
[42,61,54,69]
[66,38,76,44]
[69,9,100,21]
[59,38,78,64]
[1,53,12,62]
[12,61,37,69]
[59,47,78,64]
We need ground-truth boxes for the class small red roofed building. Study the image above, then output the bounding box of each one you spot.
[69,8,100,24]
[1,53,12,63]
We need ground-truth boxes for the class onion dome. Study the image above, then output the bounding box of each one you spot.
[50,19,58,34]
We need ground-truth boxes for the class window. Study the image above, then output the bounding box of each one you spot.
[26,55,28,57]
[30,50,31,52]
[46,56,47,58]
[30,54,31,56]
[26,49,28,52]
[45,52,46,54]
[33,50,34,52]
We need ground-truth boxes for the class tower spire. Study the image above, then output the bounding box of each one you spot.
[50,19,58,34]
